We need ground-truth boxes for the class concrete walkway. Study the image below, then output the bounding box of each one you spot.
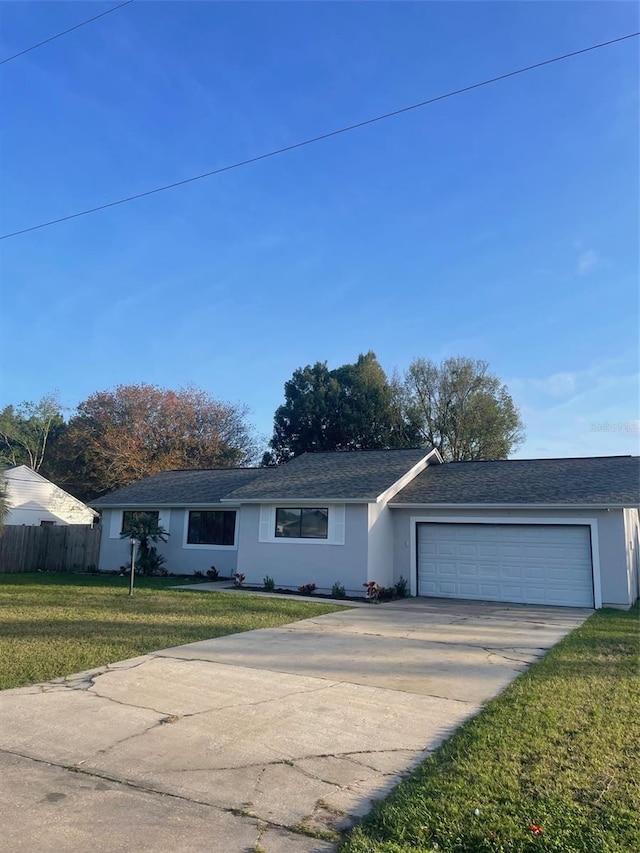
[0,599,590,852]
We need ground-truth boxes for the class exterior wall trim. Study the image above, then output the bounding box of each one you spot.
[375,448,443,505]
[223,497,380,505]
[108,508,172,539]
[257,504,346,545]
[392,503,637,510]
[96,502,240,509]
[181,507,239,551]
[408,514,602,608]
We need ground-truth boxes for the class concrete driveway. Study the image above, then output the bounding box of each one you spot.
[0,598,590,852]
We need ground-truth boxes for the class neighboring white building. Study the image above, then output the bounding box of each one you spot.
[3,465,97,526]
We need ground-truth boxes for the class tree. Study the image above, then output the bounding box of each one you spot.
[53,384,257,499]
[0,394,65,471]
[0,472,9,528]
[401,357,524,461]
[266,352,418,463]
[121,512,169,577]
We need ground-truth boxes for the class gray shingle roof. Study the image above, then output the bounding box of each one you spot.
[223,449,433,502]
[391,456,640,506]
[90,468,266,507]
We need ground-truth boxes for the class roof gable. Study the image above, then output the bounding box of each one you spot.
[4,465,98,517]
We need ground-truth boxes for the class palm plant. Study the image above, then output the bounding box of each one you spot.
[121,512,169,575]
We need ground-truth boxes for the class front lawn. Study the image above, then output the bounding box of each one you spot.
[342,605,640,853]
[0,572,344,690]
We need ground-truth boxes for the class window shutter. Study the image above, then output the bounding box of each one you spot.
[259,505,272,542]
[332,505,346,545]
[109,510,123,539]
[158,508,171,532]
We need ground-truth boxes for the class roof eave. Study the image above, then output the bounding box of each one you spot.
[91,500,241,509]
[388,502,638,510]
[219,497,377,505]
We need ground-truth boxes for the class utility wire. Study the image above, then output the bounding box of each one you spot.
[1,30,637,240]
[0,0,134,65]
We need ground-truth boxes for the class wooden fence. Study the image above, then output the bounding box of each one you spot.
[0,524,101,573]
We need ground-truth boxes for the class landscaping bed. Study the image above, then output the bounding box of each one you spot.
[233,584,370,602]
[341,604,640,853]
[0,572,343,690]
[232,574,411,603]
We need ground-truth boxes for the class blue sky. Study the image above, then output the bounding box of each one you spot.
[1,1,638,458]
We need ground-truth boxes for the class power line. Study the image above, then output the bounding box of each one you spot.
[1,30,637,240]
[0,0,134,65]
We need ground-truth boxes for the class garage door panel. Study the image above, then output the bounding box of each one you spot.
[477,544,499,558]
[479,564,500,578]
[417,523,594,607]
[459,544,478,558]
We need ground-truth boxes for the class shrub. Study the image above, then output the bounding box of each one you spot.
[331,581,346,599]
[137,546,166,576]
[233,572,245,588]
[193,570,204,579]
[206,567,219,580]
[364,581,396,602]
[263,576,275,591]
[394,575,409,598]
[376,585,396,602]
[298,583,316,595]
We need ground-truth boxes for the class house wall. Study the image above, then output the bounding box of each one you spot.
[367,502,394,588]
[97,507,240,577]
[5,467,95,526]
[236,503,369,595]
[391,507,632,608]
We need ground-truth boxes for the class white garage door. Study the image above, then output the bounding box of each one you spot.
[417,523,594,607]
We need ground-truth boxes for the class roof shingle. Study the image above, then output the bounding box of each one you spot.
[90,468,266,507]
[391,456,640,506]
[223,449,433,502]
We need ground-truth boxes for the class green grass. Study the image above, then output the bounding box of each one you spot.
[342,605,640,853]
[0,572,344,690]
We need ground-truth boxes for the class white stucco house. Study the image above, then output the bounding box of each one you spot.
[3,465,98,526]
[91,449,640,609]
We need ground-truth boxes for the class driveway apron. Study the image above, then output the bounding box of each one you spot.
[0,598,590,852]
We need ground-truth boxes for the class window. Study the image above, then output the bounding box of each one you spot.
[121,511,159,534]
[275,508,328,539]
[40,520,55,527]
[187,510,236,546]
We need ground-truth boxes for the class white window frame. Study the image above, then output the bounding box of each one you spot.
[182,508,239,550]
[109,508,171,539]
[409,514,602,608]
[259,504,345,545]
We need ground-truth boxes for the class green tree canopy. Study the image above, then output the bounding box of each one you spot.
[401,356,525,461]
[0,394,65,471]
[265,352,418,463]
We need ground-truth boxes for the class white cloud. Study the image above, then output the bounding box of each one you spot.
[576,248,600,275]
[535,372,576,398]
[508,358,640,458]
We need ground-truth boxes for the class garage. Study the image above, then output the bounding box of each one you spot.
[417,522,595,607]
